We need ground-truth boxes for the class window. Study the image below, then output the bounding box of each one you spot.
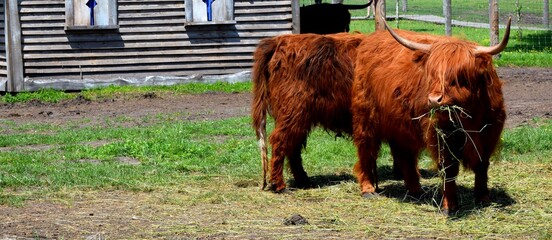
[185,0,235,25]
[65,0,118,30]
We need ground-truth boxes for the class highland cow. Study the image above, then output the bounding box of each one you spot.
[351,18,510,214]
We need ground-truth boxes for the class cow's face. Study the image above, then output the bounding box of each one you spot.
[381,17,510,111]
[424,42,479,109]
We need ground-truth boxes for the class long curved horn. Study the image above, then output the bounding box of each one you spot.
[381,16,431,52]
[474,17,511,55]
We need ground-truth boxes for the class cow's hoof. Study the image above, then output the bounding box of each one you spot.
[268,183,288,193]
[441,207,459,217]
[361,192,379,199]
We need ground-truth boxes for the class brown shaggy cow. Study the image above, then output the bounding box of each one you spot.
[351,18,510,214]
[251,33,366,191]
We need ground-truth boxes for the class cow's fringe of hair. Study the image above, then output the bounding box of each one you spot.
[251,38,277,190]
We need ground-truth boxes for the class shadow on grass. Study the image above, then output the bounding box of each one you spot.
[379,182,516,218]
[289,165,515,219]
[289,165,438,189]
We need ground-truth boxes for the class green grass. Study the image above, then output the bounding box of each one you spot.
[1,109,551,238]
[302,0,551,67]
[350,19,552,67]
[495,50,552,66]
[81,81,251,99]
[0,81,252,104]
[3,116,549,192]
[0,88,73,103]
[502,119,552,156]
[341,0,547,20]
[1,79,551,238]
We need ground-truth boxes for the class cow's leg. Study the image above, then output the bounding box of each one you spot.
[352,103,380,198]
[389,141,422,196]
[473,158,490,204]
[472,119,504,204]
[286,130,311,188]
[392,157,403,180]
[440,156,460,215]
[353,138,381,198]
[268,112,311,192]
[268,126,288,192]
[468,133,492,204]
[287,135,311,189]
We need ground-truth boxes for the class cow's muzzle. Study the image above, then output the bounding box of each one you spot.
[428,94,443,108]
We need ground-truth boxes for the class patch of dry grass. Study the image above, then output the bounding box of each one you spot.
[1,155,550,239]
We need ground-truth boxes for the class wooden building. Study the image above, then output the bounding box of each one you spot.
[1,0,300,92]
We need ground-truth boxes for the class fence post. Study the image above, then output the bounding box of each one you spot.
[402,0,407,13]
[489,0,499,47]
[292,0,300,34]
[395,0,399,28]
[374,0,386,31]
[443,0,452,36]
[5,0,25,92]
[545,0,550,29]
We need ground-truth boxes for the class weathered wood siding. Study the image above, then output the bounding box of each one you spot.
[18,0,293,83]
[0,1,7,81]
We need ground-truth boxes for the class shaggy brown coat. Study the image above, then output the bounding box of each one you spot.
[252,33,365,191]
[351,20,509,214]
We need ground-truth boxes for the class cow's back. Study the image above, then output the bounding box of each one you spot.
[252,32,367,192]
[352,30,441,143]
[267,33,365,135]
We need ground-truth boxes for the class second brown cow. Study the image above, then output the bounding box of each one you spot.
[252,33,366,192]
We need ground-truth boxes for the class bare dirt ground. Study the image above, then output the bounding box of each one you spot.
[1,67,551,128]
[1,67,551,239]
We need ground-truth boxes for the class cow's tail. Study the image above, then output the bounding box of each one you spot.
[251,38,276,190]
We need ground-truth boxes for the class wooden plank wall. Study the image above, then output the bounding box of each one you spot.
[0,1,7,79]
[19,0,293,81]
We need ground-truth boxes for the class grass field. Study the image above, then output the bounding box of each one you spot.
[338,0,548,22]
[298,0,552,67]
[350,19,552,67]
[1,83,551,238]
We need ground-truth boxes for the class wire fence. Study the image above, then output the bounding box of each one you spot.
[300,0,551,51]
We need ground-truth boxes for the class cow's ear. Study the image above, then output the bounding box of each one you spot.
[475,54,503,108]
[475,54,493,80]
[412,51,428,64]
[475,52,492,63]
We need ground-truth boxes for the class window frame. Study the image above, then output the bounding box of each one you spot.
[65,0,119,31]
[184,0,236,26]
